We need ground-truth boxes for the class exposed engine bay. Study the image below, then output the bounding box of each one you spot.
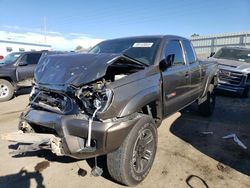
[76,59,144,115]
[30,55,145,116]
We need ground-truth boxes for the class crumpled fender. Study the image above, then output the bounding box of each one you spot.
[118,86,159,117]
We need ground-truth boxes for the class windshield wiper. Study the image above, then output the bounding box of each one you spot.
[122,54,149,67]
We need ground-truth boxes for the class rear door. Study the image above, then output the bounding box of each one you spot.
[182,40,202,101]
[16,53,42,86]
[161,40,191,116]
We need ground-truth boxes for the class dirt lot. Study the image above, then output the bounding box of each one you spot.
[0,92,249,188]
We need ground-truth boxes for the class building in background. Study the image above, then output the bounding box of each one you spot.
[190,31,250,58]
[0,40,51,57]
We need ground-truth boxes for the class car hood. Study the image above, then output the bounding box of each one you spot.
[212,57,250,73]
[35,53,124,87]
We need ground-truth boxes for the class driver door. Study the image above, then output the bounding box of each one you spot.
[161,40,191,116]
[16,53,42,86]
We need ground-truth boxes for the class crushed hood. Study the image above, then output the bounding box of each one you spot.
[212,58,250,71]
[35,53,122,87]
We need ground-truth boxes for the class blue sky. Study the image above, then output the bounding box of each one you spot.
[0,0,249,49]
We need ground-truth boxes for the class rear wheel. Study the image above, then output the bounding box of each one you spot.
[198,90,215,116]
[0,79,14,102]
[107,115,157,186]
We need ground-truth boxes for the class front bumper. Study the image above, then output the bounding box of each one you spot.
[217,69,250,95]
[216,83,246,95]
[22,109,140,159]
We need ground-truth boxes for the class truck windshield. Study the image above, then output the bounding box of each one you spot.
[89,37,161,65]
[0,52,22,64]
[214,48,250,63]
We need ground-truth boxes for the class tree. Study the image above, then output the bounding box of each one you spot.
[75,45,84,51]
[191,33,200,37]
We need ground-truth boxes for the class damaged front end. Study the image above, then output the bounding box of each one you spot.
[14,53,145,159]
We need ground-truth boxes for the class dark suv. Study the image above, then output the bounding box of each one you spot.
[0,51,64,102]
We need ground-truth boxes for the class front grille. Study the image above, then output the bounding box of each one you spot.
[219,69,243,86]
[31,91,73,114]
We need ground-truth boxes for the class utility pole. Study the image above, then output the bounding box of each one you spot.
[43,16,47,43]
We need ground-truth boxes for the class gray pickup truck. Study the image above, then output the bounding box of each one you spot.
[210,47,250,97]
[9,35,218,186]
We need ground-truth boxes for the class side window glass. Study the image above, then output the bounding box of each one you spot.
[165,40,184,66]
[26,53,42,64]
[183,40,196,64]
[20,54,28,64]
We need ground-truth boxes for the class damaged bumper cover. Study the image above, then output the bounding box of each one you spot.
[18,109,140,159]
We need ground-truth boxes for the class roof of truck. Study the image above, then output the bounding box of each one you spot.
[104,35,189,41]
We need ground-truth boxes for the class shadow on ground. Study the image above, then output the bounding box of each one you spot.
[0,168,45,188]
[8,146,117,184]
[15,87,32,97]
[170,94,250,176]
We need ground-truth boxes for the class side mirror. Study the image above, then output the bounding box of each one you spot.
[209,52,215,58]
[159,54,175,71]
[18,61,28,66]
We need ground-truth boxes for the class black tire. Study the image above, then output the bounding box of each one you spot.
[242,87,249,98]
[198,90,215,117]
[0,79,14,102]
[107,115,157,186]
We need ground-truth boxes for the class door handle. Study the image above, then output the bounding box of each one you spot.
[185,72,190,77]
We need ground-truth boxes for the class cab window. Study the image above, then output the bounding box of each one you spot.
[164,40,185,66]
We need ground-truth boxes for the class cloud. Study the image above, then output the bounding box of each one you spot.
[0,30,103,50]
[2,25,42,33]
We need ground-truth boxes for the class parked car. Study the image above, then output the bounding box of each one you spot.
[210,47,250,97]
[15,35,217,186]
[0,51,65,102]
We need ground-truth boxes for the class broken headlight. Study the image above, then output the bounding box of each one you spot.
[93,88,113,112]
[77,83,113,114]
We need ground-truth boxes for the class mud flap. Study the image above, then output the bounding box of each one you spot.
[198,84,214,105]
[1,131,63,156]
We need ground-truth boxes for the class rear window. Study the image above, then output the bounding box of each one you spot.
[20,53,42,65]
[182,40,196,64]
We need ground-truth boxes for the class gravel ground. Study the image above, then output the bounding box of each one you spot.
[0,92,249,188]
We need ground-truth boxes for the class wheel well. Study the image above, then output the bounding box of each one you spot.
[0,77,13,84]
[141,101,162,127]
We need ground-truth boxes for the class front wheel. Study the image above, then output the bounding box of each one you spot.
[198,90,216,116]
[107,115,157,186]
[0,79,14,102]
